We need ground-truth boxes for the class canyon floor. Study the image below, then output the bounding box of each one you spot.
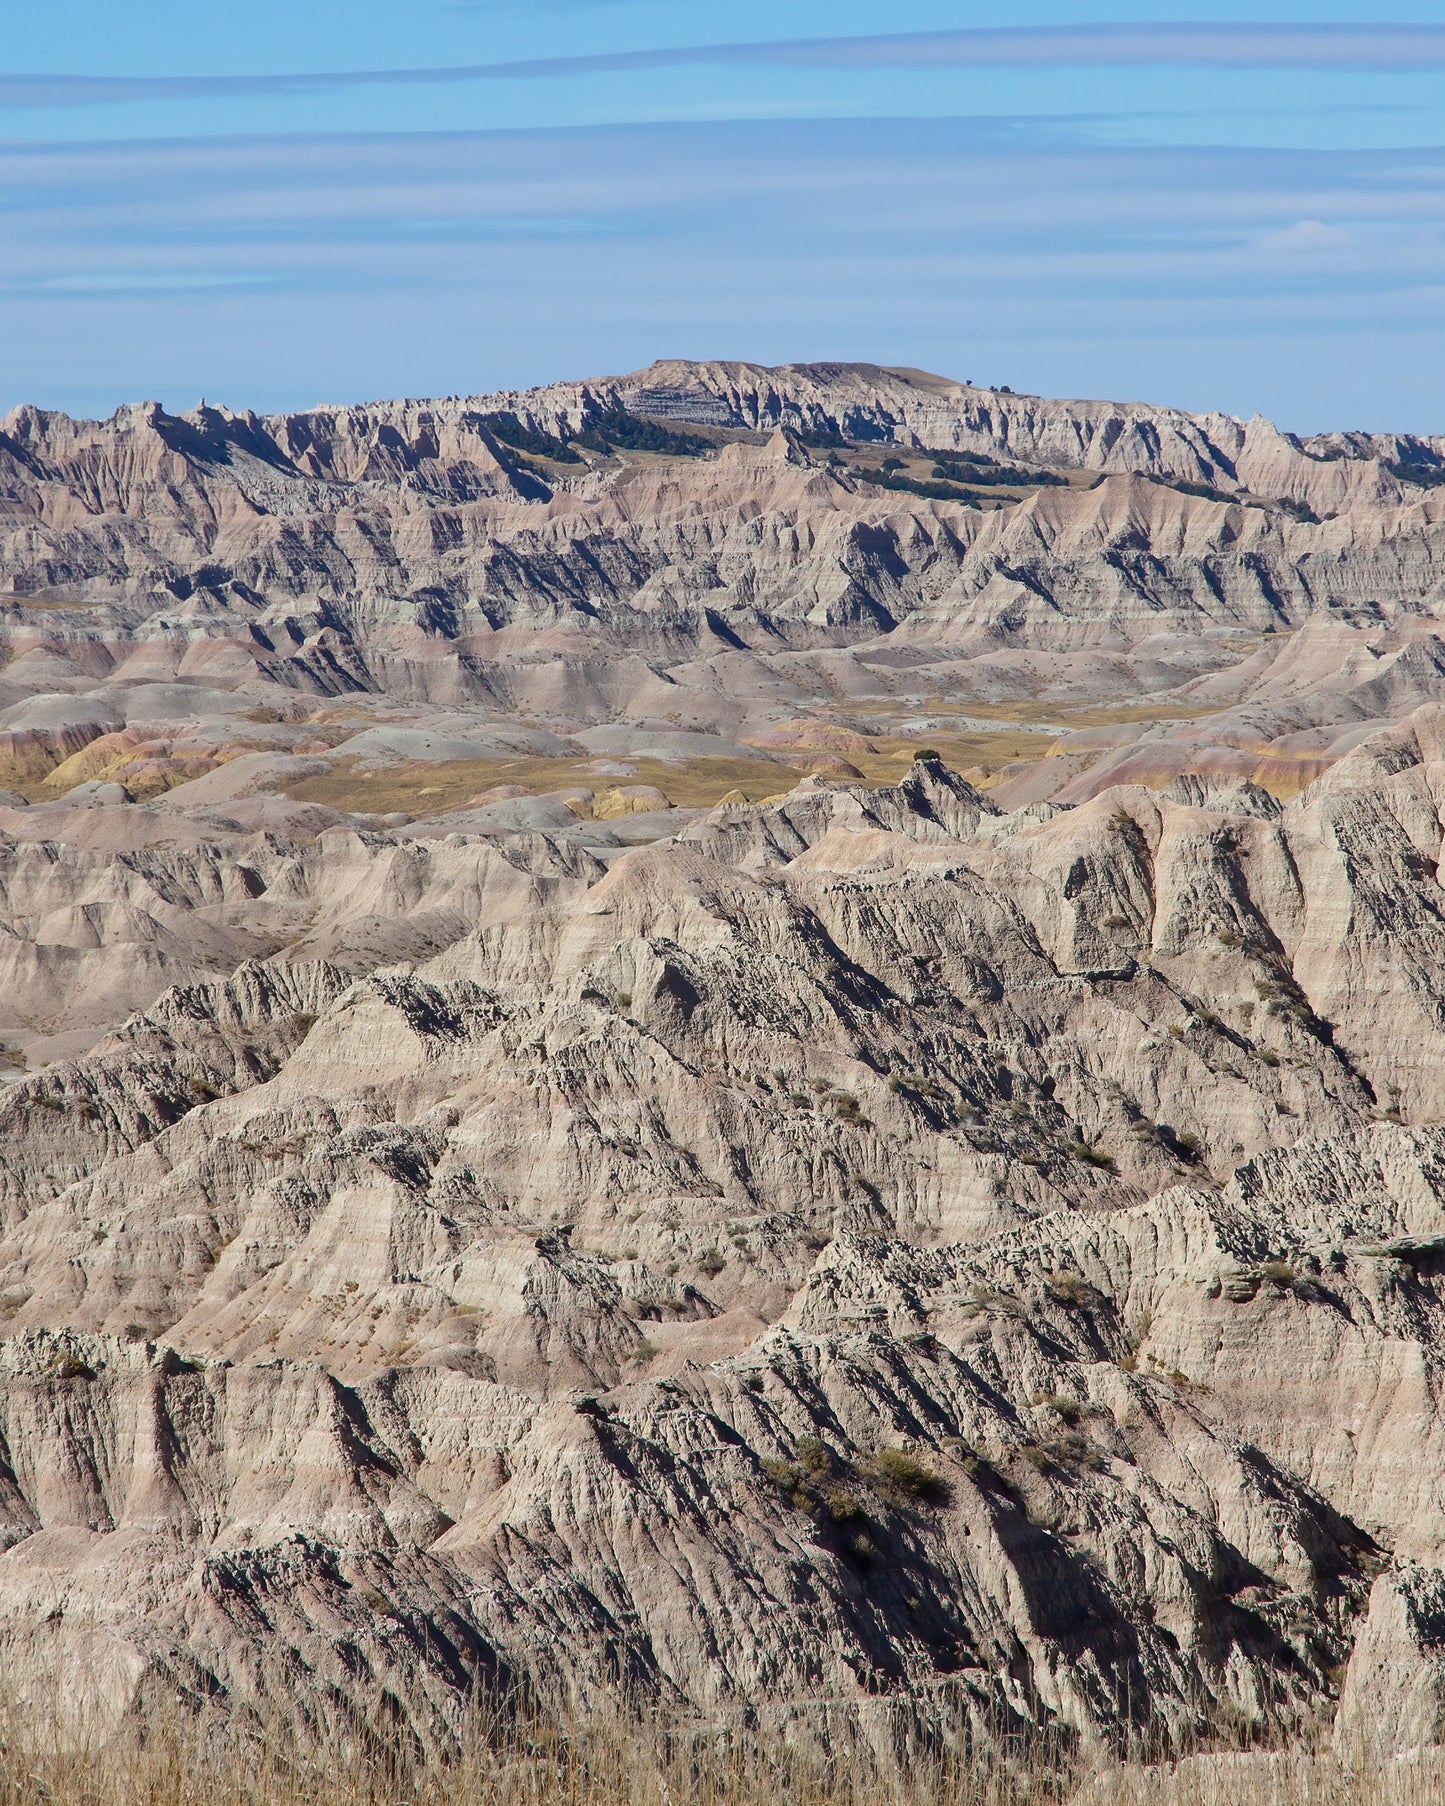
[2,360,1445,1781]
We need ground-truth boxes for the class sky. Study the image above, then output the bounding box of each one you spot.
[5,3,1445,430]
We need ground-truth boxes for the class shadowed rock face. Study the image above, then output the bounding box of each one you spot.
[4,363,1445,1754]
[4,360,1445,855]
[5,372,1445,656]
[0,751,1439,1751]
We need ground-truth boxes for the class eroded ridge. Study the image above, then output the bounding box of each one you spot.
[0,747,1439,1754]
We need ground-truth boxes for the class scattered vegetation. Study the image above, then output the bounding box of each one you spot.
[1116,1311,1153,1372]
[795,424,853,451]
[575,408,711,458]
[480,411,584,464]
[962,1283,1025,1320]
[1386,458,1445,489]
[855,466,985,505]
[1254,967,1335,1045]
[1146,475,1237,506]
[928,451,1066,489]
[1069,1141,1117,1172]
[857,1447,951,1506]
[764,1436,950,1521]
[1044,1271,1103,1312]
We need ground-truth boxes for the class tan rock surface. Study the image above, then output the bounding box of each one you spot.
[2,362,1445,1757]
[0,751,1426,1749]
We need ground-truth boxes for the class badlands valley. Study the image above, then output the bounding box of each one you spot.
[3,359,1445,1766]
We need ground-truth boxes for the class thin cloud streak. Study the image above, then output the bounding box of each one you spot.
[9,23,1445,109]
[6,117,1445,430]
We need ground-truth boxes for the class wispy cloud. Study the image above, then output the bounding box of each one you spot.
[1253,218,1355,257]
[0,269,280,296]
[8,24,1445,110]
[5,116,1445,425]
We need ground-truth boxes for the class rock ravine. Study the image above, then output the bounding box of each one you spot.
[0,362,1444,1758]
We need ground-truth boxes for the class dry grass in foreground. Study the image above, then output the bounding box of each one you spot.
[0,1698,1442,1806]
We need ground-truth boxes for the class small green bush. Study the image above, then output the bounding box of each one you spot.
[860,1447,950,1506]
[1069,1142,1116,1171]
[794,1436,832,1475]
[1044,1271,1100,1310]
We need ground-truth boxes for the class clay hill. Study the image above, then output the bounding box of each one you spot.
[2,362,1445,1768]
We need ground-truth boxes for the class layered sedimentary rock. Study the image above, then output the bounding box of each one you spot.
[0,362,1444,1756]
[6,360,1445,840]
[0,751,1435,1751]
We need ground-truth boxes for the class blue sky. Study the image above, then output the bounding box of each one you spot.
[6,3,1445,430]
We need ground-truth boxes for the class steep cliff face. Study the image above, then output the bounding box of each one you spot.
[6,364,1445,665]
[3,362,1445,1759]
[500,358,1445,511]
[6,361,1445,836]
[0,752,1438,1750]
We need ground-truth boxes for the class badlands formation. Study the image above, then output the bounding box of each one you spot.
[3,361,1445,1757]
